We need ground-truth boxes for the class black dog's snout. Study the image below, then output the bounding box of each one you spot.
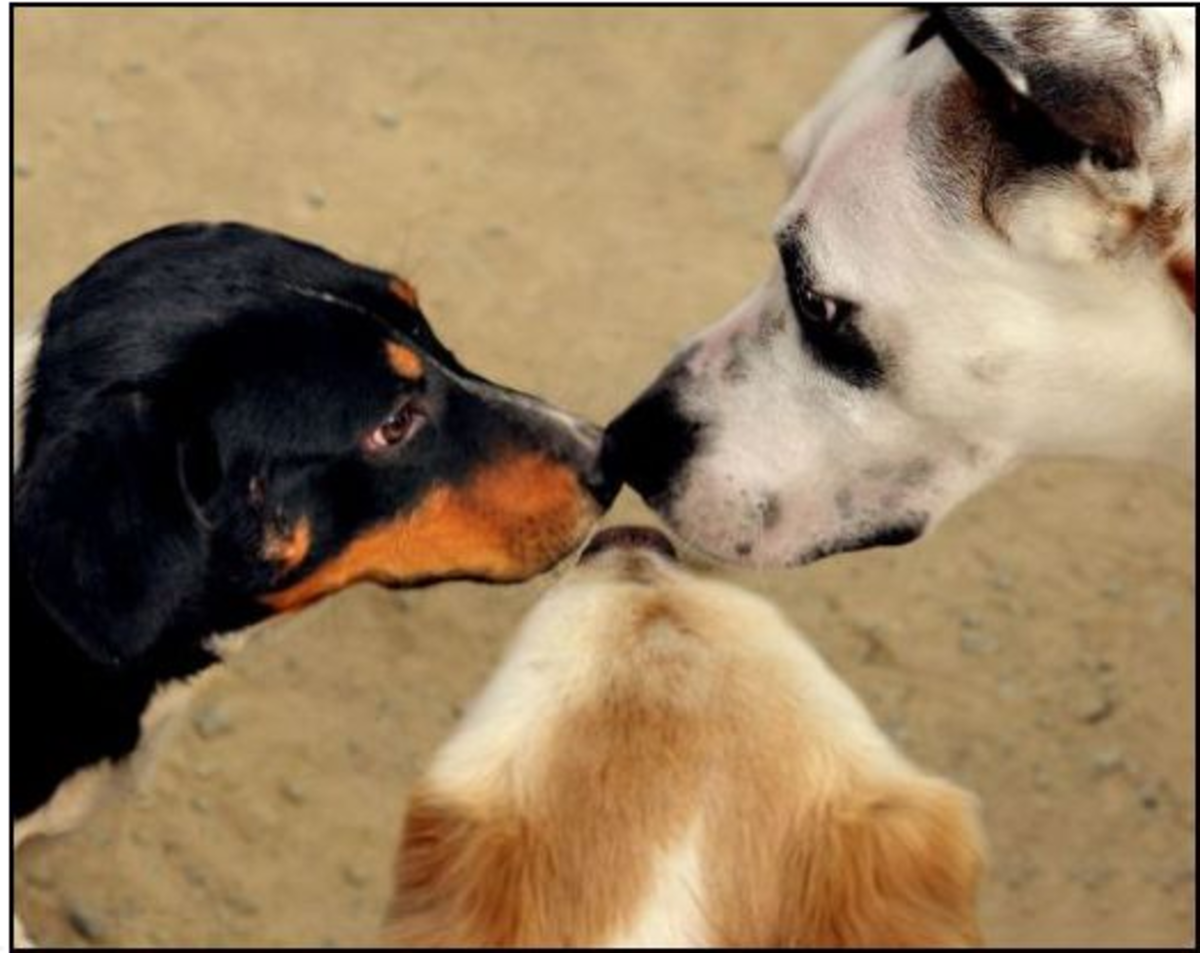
[582,458,622,509]
[541,417,620,509]
[603,384,701,507]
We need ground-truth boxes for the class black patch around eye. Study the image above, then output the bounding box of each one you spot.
[778,233,885,390]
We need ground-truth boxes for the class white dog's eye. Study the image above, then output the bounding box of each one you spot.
[777,230,883,387]
[796,286,851,327]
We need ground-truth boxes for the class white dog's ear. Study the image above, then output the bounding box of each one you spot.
[932,7,1185,265]
[933,8,1159,171]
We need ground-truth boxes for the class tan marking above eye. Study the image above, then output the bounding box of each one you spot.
[263,516,312,573]
[390,276,420,308]
[387,342,425,381]
[261,452,597,612]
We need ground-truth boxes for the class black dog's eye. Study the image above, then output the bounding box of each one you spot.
[364,401,425,453]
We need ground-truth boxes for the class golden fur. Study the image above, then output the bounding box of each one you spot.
[386,546,984,947]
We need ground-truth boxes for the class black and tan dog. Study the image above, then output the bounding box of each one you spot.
[12,223,614,933]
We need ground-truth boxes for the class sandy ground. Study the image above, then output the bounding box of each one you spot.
[12,8,1195,948]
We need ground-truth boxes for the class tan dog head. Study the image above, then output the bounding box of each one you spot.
[388,527,984,947]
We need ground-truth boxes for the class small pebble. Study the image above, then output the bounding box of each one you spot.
[191,704,235,739]
[92,111,113,130]
[341,863,370,889]
[65,899,109,943]
[1154,594,1184,625]
[1073,685,1116,724]
[1091,747,1124,776]
[373,107,401,130]
[14,160,32,179]
[960,628,999,656]
[192,759,217,779]
[190,795,211,815]
[304,188,327,210]
[1086,656,1115,676]
[988,568,1014,592]
[1137,782,1164,812]
[181,864,207,889]
[279,778,307,805]
[123,60,147,75]
[1070,865,1113,891]
[881,717,909,743]
[998,859,1039,890]
[855,623,896,665]
[225,893,260,917]
[22,863,56,890]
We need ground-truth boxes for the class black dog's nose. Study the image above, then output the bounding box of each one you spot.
[581,524,677,562]
[582,455,622,510]
[603,384,702,507]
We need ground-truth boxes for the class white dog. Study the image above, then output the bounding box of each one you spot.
[606,7,1194,566]
[387,527,984,947]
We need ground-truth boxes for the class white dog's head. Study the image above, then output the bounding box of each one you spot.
[607,8,1195,567]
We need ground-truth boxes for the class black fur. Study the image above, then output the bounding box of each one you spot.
[777,225,885,390]
[13,222,610,819]
[792,519,926,567]
[929,8,1156,170]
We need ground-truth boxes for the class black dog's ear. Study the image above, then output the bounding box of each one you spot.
[933,7,1161,170]
[176,420,225,525]
[15,389,210,667]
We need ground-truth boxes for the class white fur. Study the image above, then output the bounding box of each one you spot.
[607,822,706,948]
[12,310,44,464]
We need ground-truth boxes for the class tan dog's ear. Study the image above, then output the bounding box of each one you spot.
[387,789,532,948]
[779,779,985,948]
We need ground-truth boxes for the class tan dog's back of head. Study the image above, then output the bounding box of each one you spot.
[387,545,984,947]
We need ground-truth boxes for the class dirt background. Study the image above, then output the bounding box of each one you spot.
[12,7,1194,948]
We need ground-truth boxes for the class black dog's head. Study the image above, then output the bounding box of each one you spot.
[15,222,615,668]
